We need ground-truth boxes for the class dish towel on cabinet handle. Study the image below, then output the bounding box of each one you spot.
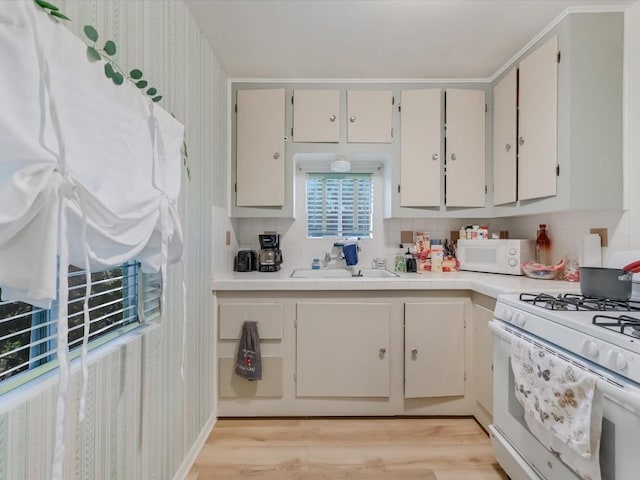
[235,321,262,381]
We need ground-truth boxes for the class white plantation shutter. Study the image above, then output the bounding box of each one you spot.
[306,173,373,238]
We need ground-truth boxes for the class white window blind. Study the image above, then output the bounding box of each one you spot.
[306,173,373,238]
[0,262,159,387]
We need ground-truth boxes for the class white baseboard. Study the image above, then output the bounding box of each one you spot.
[172,413,217,480]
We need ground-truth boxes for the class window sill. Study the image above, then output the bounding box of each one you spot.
[0,321,160,413]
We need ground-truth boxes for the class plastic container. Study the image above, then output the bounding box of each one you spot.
[563,255,579,282]
[431,244,444,273]
[311,258,321,270]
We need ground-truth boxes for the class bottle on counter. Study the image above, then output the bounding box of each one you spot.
[395,244,406,272]
[405,248,417,272]
[431,240,444,273]
[312,258,321,270]
[535,224,552,265]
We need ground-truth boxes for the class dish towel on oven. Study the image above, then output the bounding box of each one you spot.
[235,321,262,381]
[511,337,603,480]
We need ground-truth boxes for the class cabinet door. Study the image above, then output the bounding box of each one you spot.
[473,303,494,415]
[493,69,517,206]
[445,89,486,207]
[296,303,390,397]
[400,89,441,207]
[347,90,393,143]
[518,35,558,201]
[404,302,465,398]
[236,89,285,206]
[293,90,340,143]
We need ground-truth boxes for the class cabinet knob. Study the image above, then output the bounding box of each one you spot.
[379,347,386,356]
[329,114,336,122]
[349,115,356,123]
[432,153,438,161]
[411,348,418,357]
[505,143,511,152]
[273,152,280,160]
[518,137,525,146]
[451,153,457,161]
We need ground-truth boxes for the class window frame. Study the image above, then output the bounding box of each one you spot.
[305,172,374,239]
[0,261,160,393]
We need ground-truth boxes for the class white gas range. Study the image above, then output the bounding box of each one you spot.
[490,292,640,480]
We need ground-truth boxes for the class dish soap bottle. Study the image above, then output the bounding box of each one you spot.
[535,224,551,265]
[395,244,406,272]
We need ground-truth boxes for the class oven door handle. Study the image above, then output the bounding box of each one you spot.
[490,320,640,416]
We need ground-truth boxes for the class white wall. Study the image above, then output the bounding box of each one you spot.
[0,1,224,478]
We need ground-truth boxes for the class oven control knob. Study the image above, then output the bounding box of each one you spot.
[508,248,517,255]
[502,309,513,322]
[508,258,518,267]
[606,350,628,371]
[513,313,526,327]
[581,340,599,358]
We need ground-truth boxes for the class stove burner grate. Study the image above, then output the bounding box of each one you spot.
[593,314,640,337]
[519,293,640,312]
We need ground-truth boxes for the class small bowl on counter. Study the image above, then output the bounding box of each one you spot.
[521,260,565,280]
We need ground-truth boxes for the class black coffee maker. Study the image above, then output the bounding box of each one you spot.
[258,233,283,272]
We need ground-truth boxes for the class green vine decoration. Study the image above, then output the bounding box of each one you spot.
[172,113,191,181]
[83,25,163,103]
[33,0,191,181]
[34,0,70,21]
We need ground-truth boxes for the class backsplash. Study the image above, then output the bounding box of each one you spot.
[213,204,631,276]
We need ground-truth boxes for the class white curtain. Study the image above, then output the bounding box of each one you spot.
[0,3,185,478]
[0,1,184,309]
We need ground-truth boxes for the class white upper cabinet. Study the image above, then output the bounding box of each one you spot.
[347,90,393,143]
[492,68,517,206]
[236,89,285,207]
[445,89,486,207]
[518,35,558,202]
[293,89,340,143]
[400,89,441,207]
[492,13,623,216]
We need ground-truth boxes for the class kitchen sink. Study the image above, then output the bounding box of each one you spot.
[290,268,399,279]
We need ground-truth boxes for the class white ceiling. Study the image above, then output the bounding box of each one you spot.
[185,0,633,80]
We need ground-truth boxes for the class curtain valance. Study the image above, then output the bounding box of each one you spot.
[0,1,184,309]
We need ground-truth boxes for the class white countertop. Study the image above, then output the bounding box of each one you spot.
[212,270,581,299]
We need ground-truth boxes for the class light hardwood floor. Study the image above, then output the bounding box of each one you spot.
[188,417,507,480]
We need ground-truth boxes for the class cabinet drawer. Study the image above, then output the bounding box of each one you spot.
[218,356,283,398]
[219,303,283,340]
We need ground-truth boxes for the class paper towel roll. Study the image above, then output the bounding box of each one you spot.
[582,234,602,267]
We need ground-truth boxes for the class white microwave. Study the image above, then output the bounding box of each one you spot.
[456,239,535,275]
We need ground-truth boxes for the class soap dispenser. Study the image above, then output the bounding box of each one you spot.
[395,244,406,272]
[405,248,416,273]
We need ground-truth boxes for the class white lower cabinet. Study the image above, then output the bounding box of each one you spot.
[404,302,465,398]
[217,302,285,399]
[216,292,480,417]
[472,294,496,430]
[295,302,391,397]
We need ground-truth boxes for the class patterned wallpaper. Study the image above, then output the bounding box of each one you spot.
[0,1,223,478]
